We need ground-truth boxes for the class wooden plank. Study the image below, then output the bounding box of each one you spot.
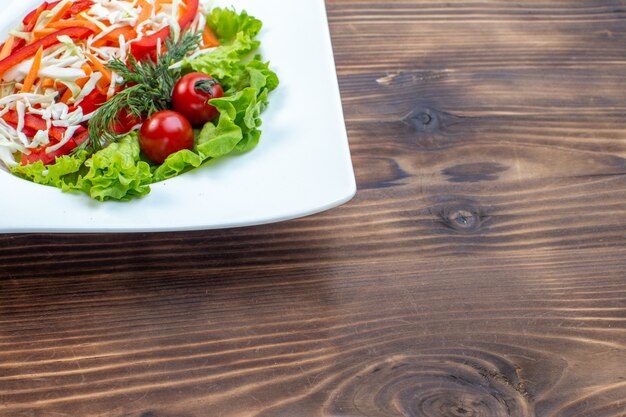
[1,251,625,416]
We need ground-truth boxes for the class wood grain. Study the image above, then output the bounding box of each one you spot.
[2,1,626,416]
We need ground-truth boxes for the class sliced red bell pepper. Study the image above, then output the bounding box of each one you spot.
[1,2,50,53]
[72,92,140,133]
[21,1,92,33]
[4,112,86,166]
[111,108,142,134]
[6,1,94,54]
[73,89,107,115]
[28,0,94,20]
[65,0,94,19]
[22,4,43,26]
[3,110,66,141]
[130,27,167,61]
[130,0,199,61]
[22,2,52,28]
[21,148,56,165]
[0,27,93,79]
[178,0,200,31]
[21,2,60,41]
[73,128,88,146]
[12,123,38,139]
[20,128,87,166]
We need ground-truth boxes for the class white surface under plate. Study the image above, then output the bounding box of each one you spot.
[0,0,356,233]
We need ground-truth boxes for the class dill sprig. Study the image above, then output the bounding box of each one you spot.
[81,31,202,153]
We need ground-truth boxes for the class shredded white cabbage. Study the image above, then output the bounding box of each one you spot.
[30,129,50,148]
[0,0,213,169]
[75,72,104,105]
[45,124,81,153]
[0,146,18,167]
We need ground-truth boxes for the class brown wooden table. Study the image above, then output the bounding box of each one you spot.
[2,1,626,416]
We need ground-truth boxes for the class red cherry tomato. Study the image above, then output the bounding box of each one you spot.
[139,110,194,164]
[172,72,224,126]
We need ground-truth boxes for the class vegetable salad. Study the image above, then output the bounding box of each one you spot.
[0,0,278,201]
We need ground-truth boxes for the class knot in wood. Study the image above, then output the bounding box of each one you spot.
[417,393,507,417]
[402,107,462,136]
[409,109,439,133]
[441,203,482,233]
[442,162,508,183]
[416,112,433,126]
[323,352,532,417]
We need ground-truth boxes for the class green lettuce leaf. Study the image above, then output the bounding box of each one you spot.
[187,8,278,94]
[206,7,262,44]
[11,152,86,191]
[188,32,259,91]
[208,87,265,152]
[151,148,203,182]
[247,59,279,92]
[11,135,152,201]
[75,135,152,201]
[196,107,244,158]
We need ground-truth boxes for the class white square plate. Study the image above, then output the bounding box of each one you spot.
[0,0,356,233]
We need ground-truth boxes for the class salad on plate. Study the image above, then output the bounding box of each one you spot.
[0,0,278,201]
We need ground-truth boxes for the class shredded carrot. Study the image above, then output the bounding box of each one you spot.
[85,52,112,84]
[76,77,89,88]
[107,26,137,41]
[97,78,111,93]
[96,83,109,97]
[75,13,102,24]
[40,78,55,89]
[20,45,43,93]
[90,38,110,48]
[60,87,74,103]
[81,64,93,76]
[92,26,138,47]
[33,28,58,40]
[137,0,154,24]
[75,13,101,25]
[203,25,220,48]
[56,85,68,98]
[85,52,113,95]
[155,0,174,14]
[60,77,89,103]
[47,19,101,34]
[0,35,15,60]
[47,1,74,26]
